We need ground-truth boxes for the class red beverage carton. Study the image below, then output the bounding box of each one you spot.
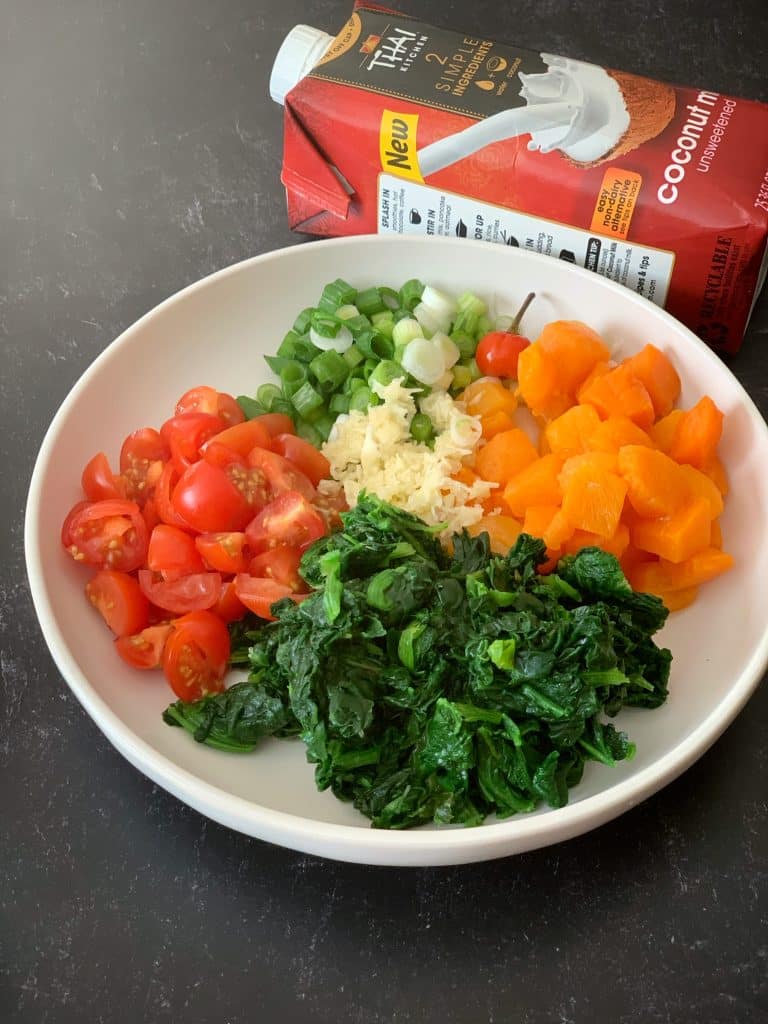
[270,3,768,352]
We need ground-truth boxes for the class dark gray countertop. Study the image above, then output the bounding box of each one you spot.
[3,1,767,1021]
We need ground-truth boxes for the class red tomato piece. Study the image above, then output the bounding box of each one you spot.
[160,412,226,468]
[115,623,173,669]
[119,427,169,503]
[272,434,331,487]
[245,491,327,554]
[247,447,315,501]
[81,452,125,502]
[62,499,149,572]
[249,544,305,591]
[213,580,247,623]
[201,442,248,470]
[475,332,531,379]
[215,392,246,427]
[195,532,249,574]
[147,524,206,580]
[234,575,307,621]
[155,461,194,531]
[171,460,264,533]
[313,485,348,530]
[176,387,245,427]
[161,610,230,701]
[203,418,273,458]
[85,569,150,636]
[137,569,222,614]
[141,495,162,533]
[252,412,295,438]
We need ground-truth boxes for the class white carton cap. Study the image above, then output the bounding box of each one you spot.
[269,25,335,105]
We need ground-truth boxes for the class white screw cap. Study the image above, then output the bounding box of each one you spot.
[269,25,335,105]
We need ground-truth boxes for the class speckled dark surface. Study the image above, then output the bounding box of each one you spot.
[3,1,767,1020]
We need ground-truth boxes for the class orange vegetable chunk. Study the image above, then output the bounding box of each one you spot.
[631,498,711,562]
[588,416,655,454]
[544,404,601,457]
[481,409,516,439]
[561,463,627,537]
[659,587,699,612]
[502,454,563,518]
[537,321,611,393]
[622,344,681,418]
[579,363,656,429]
[475,428,538,485]
[669,396,724,469]
[522,503,561,539]
[516,344,570,420]
[559,451,619,491]
[576,360,612,401]
[462,379,518,418]
[543,509,575,550]
[704,455,729,495]
[561,523,630,559]
[678,464,723,519]
[649,409,685,452]
[617,445,691,518]
[468,514,522,554]
[629,547,733,592]
[710,518,723,548]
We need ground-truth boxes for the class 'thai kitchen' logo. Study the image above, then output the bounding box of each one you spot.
[360,25,427,72]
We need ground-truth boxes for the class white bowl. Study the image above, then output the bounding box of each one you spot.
[25,235,768,866]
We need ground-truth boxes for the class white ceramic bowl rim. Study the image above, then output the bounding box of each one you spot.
[25,235,768,862]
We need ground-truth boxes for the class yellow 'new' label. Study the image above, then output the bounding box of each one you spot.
[379,110,423,183]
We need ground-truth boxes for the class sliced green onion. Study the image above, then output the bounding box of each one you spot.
[450,329,476,360]
[371,310,395,340]
[392,317,423,348]
[348,386,376,412]
[451,364,473,391]
[400,338,445,385]
[355,328,394,361]
[420,285,457,323]
[312,412,337,441]
[292,307,315,334]
[363,357,378,378]
[318,278,356,313]
[457,291,487,317]
[338,313,371,335]
[345,376,367,394]
[413,301,450,337]
[335,303,360,320]
[280,361,308,399]
[311,311,344,338]
[295,418,323,447]
[476,314,493,338]
[329,393,350,414]
[432,331,460,370]
[310,322,354,354]
[256,382,283,411]
[392,307,412,323]
[398,278,424,311]
[466,357,481,381]
[342,343,365,368]
[409,412,434,443]
[270,397,294,417]
[355,286,386,317]
[263,354,292,376]
[291,381,325,419]
[379,286,400,310]
[310,349,349,390]
[368,359,403,389]
[237,395,267,419]
[453,308,479,336]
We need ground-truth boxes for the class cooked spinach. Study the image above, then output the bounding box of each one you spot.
[163,493,671,829]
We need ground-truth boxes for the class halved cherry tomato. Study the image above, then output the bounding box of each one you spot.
[272,434,330,487]
[119,428,169,502]
[175,387,245,427]
[201,442,248,470]
[213,580,247,623]
[155,461,194,531]
[202,418,273,458]
[234,575,306,620]
[171,460,264,533]
[81,452,125,502]
[142,495,162,533]
[252,412,295,438]
[249,544,305,591]
[247,448,315,501]
[245,490,327,553]
[137,569,222,614]
[160,412,226,468]
[313,485,348,530]
[85,569,150,636]
[475,331,531,379]
[161,610,230,701]
[147,524,206,580]
[115,623,173,669]
[195,532,249,574]
[62,499,149,572]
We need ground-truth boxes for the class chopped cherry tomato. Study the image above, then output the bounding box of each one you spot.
[313,485,349,530]
[115,623,173,669]
[142,495,162,533]
[195,532,249,574]
[81,452,125,502]
[213,580,247,623]
[161,610,230,701]
[272,434,331,487]
[475,331,531,379]
[137,569,222,614]
[247,447,315,501]
[119,428,169,502]
[172,460,264,532]
[234,575,306,621]
[249,544,305,591]
[252,412,295,438]
[62,499,149,572]
[85,569,150,636]
[155,460,194,531]
[245,490,327,553]
[176,387,245,427]
[147,524,206,580]
[203,418,273,457]
[201,442,248,470]
[160,412,226,468]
